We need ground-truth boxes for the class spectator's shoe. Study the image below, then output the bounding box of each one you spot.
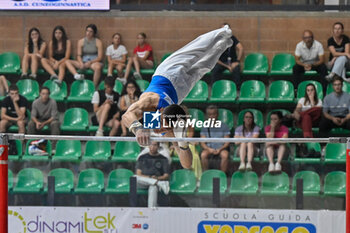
[116,77,127,85]
[158,181,170,195]
[268,163,275,173]
[246,162,252,171]
[238,162,245,171]
[95,130,104,137]
[325,72,335,82]
[53,78,62,85]
[50,74,58,81]
[133,72,142,80]
[29,74,37,80]
[20,73,28,79]
[275,162,282,172]
[74,73,85,81]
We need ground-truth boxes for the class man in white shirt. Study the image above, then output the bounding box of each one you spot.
[293,30,328,92]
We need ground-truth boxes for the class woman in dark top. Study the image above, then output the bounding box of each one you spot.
[326,22,350,82]
[41,25,71,85]
[21,27,46,80]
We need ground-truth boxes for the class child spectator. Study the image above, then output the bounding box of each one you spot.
[106,33,128,79]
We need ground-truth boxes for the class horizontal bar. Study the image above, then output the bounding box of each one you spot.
[4,134,347,144]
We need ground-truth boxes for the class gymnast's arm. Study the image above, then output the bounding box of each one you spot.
[122,92,159,145]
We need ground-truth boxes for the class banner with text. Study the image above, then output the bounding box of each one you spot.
[0,0,109,10]
[8,207,345,233]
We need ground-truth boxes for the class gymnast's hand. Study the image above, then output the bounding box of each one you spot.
[135,128,151,147]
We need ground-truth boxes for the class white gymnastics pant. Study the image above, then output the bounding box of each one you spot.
[154,25,233,103]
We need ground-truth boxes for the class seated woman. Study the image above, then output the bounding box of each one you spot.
[65,24,103,88]
[326,22,350,82]
[21,27,47,80]
[234,111,260,171]
[119,80,141,136]
[265,111,288,173]
[119,32,153,83]
[41,25,71,84]
[287,83,322,138]
[106,32,128,79]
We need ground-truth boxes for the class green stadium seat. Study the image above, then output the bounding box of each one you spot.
[75,169,104,194]
[105,169,134,194]
[98,80,124,95]
[8,140,22,161]
[292,171,320,196]
[304,70,318,76]
[324,143,346,164]
[270,53,295,76]
[229,171,258,195]
[46,168,74,194]
[161,52,172,62]
[52,140,81,163]
[82,141,111,162]
[238,80,265,103]
[170,169,197,194]
[111,141,140,162]
[209,80,237,103]
[294,142,322,164]
[188,108,205,131]
[13,168,44,193]
[16,79,39,102]
[0,52,21,74]
[67,80,94,103]
[242,53,269,75]
[267,80,294,104]
[8,169,13,192]
[218,108,234,130]
[237,108,264,129]
[297,80,323,100]
[21,140,52,162]
[61,108,89,132]
[324,171,346,197]
[197,170,227,194]
[183,80,208,103]
[260,172,290,196]
[43,80,67,103]
[136,79,150,92]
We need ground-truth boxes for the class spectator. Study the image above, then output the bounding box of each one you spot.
[200,105,230,173]
[326,22,350,82]
[120,32,153,84]
[106,33,128,79]
[287,83,322,138]
[135,141,170,208]
[0,75,9,96]
[211,23,243,87]
[319,75,350,136]
[27,87,60,137]
[119,80,141,136]
[0,85,28,133]
[65,24,103,88]
[41,25,71,85]
[234,111,260,171]
[293,30,327,91]
[265,111,288,173]
[21,27,47,80]
[91,77,121,136]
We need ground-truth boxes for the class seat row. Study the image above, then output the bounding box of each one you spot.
[8,139,347,165]
[8,168,345,197]
[185,79,350,104]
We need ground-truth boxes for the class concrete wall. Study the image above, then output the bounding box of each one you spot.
[0,11,349,63]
